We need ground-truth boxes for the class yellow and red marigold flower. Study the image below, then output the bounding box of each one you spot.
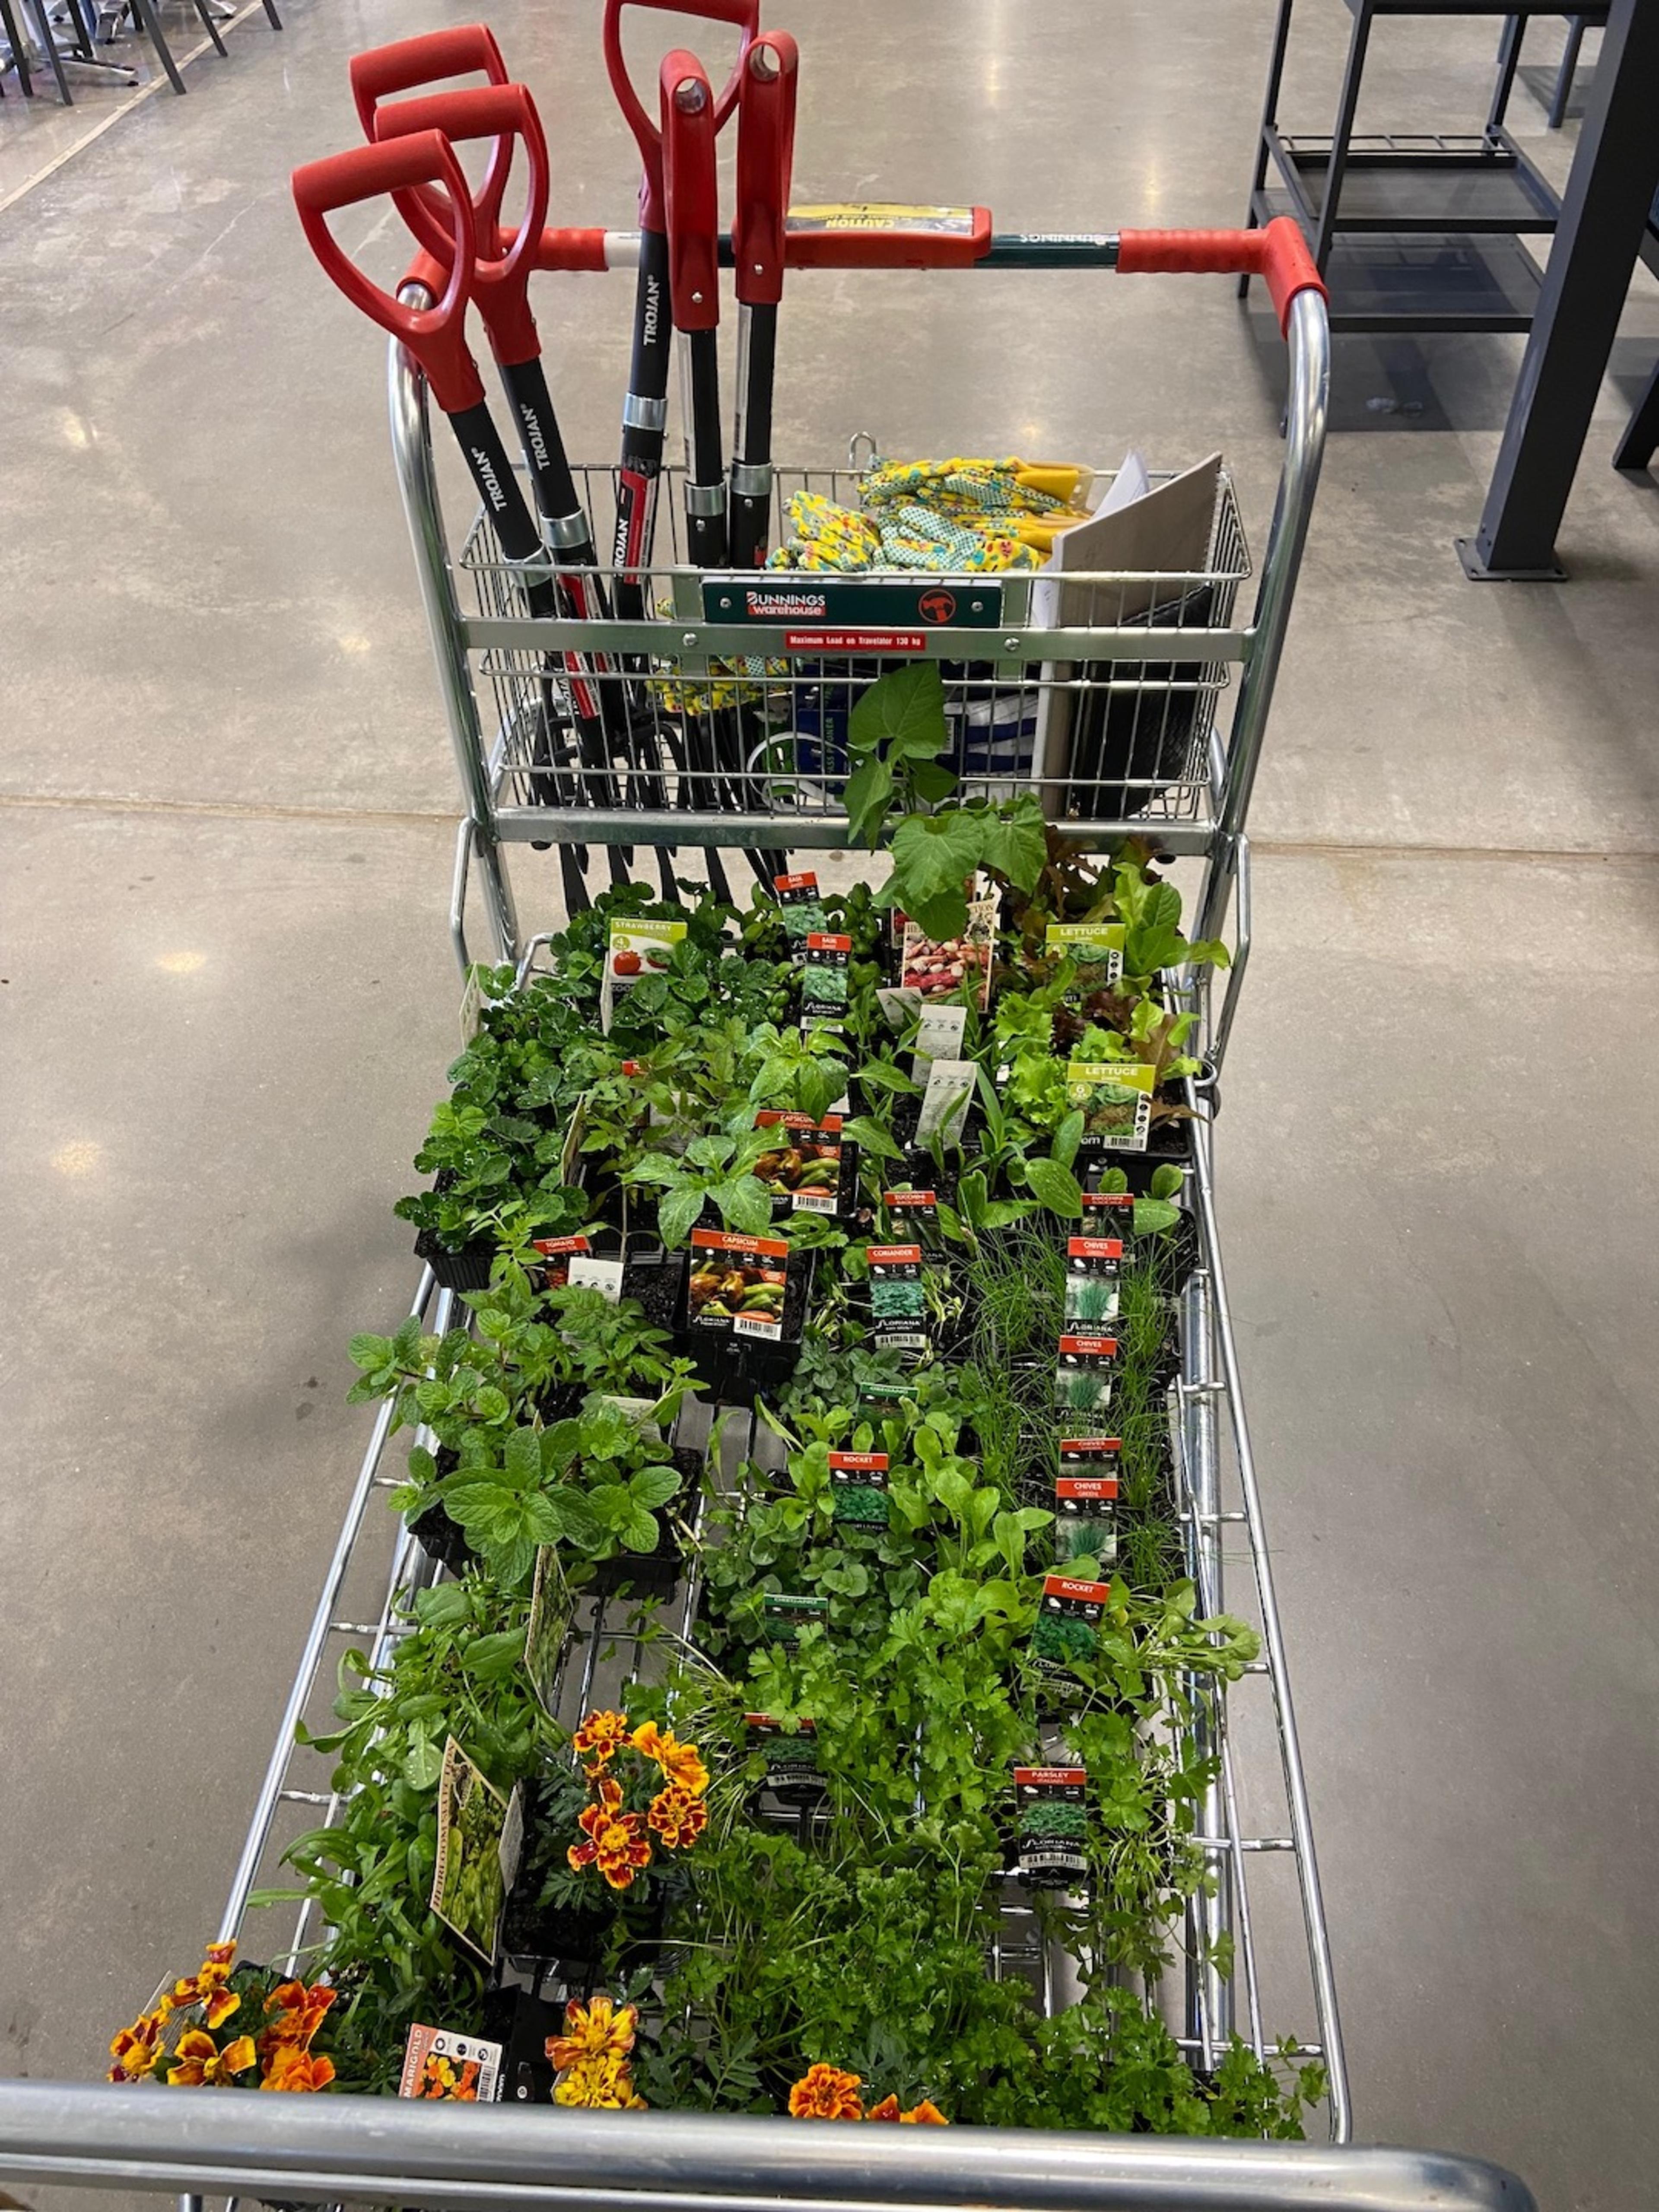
[170,1942,241,2031]
[788,2063,864,2120]
[630,1721,709,1799]
[900,2101,947,2125]
[567,1777,653,1891]
[553,2053,648,2110]
[167,2030,257,2087]
[108,2010,168,2083]
[646,1786,708,1850]
[547,1995,639,2075]
[258,1979,336,2064]
[573,1709,632,1773]
[261,2046,337,2093]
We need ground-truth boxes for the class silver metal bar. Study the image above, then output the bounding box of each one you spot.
[464,614,1253,662]
[388,308,520,966]
[212,1268,436,1945]
[487,806,1218,855]
[1181,1264,1232,2066]
[1210,832,1255,1071]
[0,2083,1537,2210]
[451,815,475,979]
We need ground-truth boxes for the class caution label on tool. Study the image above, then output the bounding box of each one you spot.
[702,579,1003,629]
[786,203,976,234]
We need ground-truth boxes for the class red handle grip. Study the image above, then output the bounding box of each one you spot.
[291,133,484,415]
[374,82,548,367]
[661,50,719,331]
[602,0,757,229]
[1116,216,1326,336]
[734,32,797,307]
[349,24,508,136]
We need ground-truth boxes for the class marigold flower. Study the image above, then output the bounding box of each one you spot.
[647,1785,709,1850]
[170,1943,241,2031]
[547,1995,639,2074]
[573,1710,632,1772]
[864,2094,901,2121]
[553,2053,647,2110]
[901,2101,947,2125]
[108,2011,166,2083]
[259,1979,336,2062]
[567,1777,653,1891]
[788,2063,864,2120]
[630,1720,709,1798]
[261,2046,337,2093]
[167,2030,257,2087]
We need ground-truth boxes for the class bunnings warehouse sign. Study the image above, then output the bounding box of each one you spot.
[701,578,1004,628]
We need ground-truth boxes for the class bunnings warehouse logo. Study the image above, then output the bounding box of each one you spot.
[745,588,827,618]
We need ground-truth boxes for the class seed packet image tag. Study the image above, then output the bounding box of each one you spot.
[431,1738,517,1964]
[900,896,996,1008]
[1045,920,1124,1003]
[1055,1333,1118,1414]
[746,1713,826,1805]
[1065,1232,1122,1325]
[601,918,686,1033]
[801,932,852,1036]
[754,1111,851,1216]
[686,1228,792,1339]
[1067,1060,1155,1151]
[829,1449,890,1526]
[1014,1765,1090,1889]
[1056,1438,1120,1569]
[763,1592,829,1647]
[1030,1573,1112,1685]
[882,1188,941,1250]
[774,871,828,943]
[868,1244,928,1355]
[400,2023,503,2103]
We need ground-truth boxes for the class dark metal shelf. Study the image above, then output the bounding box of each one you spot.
[1252,189,1545,328]
[1267,130,1563,232]
[1338,0,1605,16]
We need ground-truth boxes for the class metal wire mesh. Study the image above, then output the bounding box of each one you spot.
[459,462,1250,836]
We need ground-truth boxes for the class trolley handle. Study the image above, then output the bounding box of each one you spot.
[1116,218,1326,337]
[734,32,798,307]
[291,133,483,416]
[373,83,548,367]
[603,0,758,227]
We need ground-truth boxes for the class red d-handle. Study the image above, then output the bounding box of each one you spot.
[734,31,797,308]
[1116,216,1327,337]
[349,24,508,133]
[374,83,549,367]
[291,133,485,415]
[603,0,758,229]
[661,51,719,332]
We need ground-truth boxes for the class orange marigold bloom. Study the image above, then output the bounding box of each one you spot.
[901,2101,948,2125]
[168,2030,257,2087]
[170,1943,241,2031]
[553,2053,648,2110]
[108,2011,166,2083]
[788,2063,864,2120]
[259,1980,336,2062]
[864,2094,902,2122]
[573,1709,632,1772]
[630,1720,709,1798]
[647,1786,708,1850]
[261,2046,337,2094]
[567,1777,653,1891]
[547,1995,639,2074]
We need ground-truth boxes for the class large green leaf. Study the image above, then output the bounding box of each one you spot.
[887,811,982,940]
[977,792,1047,894]
[848,660,948,761]
[658,1184,707,1249]
[715,1174,775,1237]
[1023,1156,1084,1217]
[631,1464,682,1512]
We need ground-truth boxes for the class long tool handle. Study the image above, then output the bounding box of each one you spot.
[730,32,797,569]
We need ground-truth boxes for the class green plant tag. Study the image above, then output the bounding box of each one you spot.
[1067,1061,1155,1152]
[828,1449,890,1527]
[1029,1574,1111,1690]
[762,1592,829,1648]
[801,932,852,1039]
[868,1243,928,1356]
[1046,921,1125,1001]
[1014,1764,1090,1888]
[745,1713,825,1802]
[773,870,828,943]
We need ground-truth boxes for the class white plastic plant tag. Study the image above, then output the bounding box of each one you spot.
[566,1255,624,1302]
[911,1002,968,1081]
[915,1057,976,1149]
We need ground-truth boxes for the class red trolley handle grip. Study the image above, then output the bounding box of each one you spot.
[603,0,757,229]
[374,83,548,367]
[1116,217,1327,336]
[734,31,797,307]
[661,50,719,331]
[291,133,485,415]
[349,23,508,130]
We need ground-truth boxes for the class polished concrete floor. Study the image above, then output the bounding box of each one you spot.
[2,3,1656,2206]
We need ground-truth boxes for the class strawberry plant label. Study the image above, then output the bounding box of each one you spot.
[400,2023,503,2103]
[773,871,828,943]
[1056,1439,1121,1569]
[900,896,995,1009]
[911,1001,968,1079]
[1056,1333,1119,1415]
[1065,1234,1123,1326]
[1067,1060,1155,1152]
[600,918,686,1033]
[1030,1573,1112,1684]
[868,1243,928,1354]
[754,1111,853,1217]
[746,1713,826,1803]
[915,1057,977,1149]
[762,1592,829,1648]
[801,932,852,1038]
[1014,1766,1090,1889]
[829,1449,891,1526]
[686,1229,791,1340]
[430,1738,512,1965]
[1046,920,1125,1000]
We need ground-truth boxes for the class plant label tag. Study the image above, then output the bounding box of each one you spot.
[1056,1440,1120,1570]
[801,932,852,1038]
[773,871,828,943]
[459,966,485,1047]
[1046,921,1125,1000]
[1081,1191,1135,1217]
[531,1233,591,1293]
[877,985,923,1030]
[868,1242,928,1354]
[882,1189,939,1244]
[899,898,995,1010]
[829,1449,890,1526]
[601,919,686,1033]
[911,1001,968,1080]
[1064,1235,1122,1326]
[916,1057,976,1149]
[755,1111,852,1217]
[431,1738,510,1965]
[400,2023,503,2103]
[687,1228,791,1339]
[1055,1334,1119,1416]
[762,1592,828,1647]
[1030,1575,1112,1687]
[524,1548,570,1721]
[1067,1061,1155,1152]
[566,1254,624,1303]
[746,1713,825,1802]
[1013,1765,1090,1888]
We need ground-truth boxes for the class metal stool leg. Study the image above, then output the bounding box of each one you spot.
[187,0,227,57]
[126,0,184,90]
[1613,356,1659,472]
[25,0,73,100]
[261,0,280,24]
[0,0,35,93]
[1548,14,1587,128]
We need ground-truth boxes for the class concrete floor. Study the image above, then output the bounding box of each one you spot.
[2,2,1657,2206]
